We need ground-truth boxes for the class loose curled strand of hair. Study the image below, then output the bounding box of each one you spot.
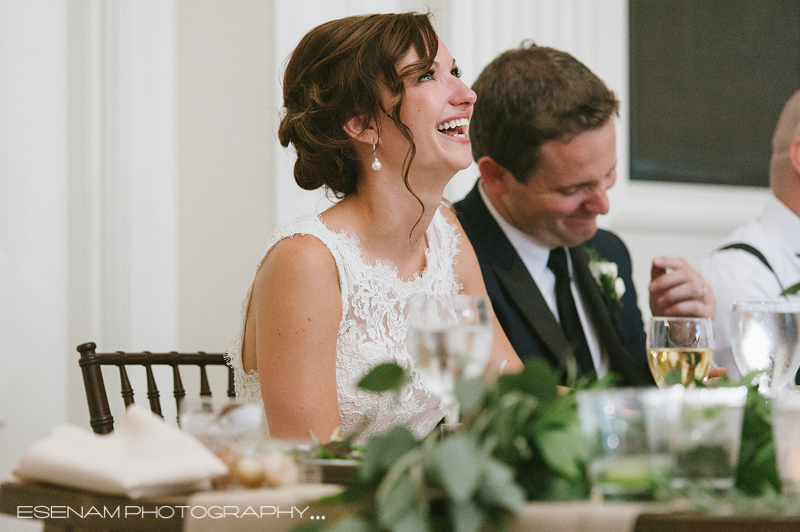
[382,48,441,236]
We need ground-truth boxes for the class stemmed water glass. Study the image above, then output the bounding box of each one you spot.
[730,301,800,396]
[408,295,493,427]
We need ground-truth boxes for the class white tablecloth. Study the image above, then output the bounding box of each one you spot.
[184,485,652,532]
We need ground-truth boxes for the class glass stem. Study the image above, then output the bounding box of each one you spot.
[444,397,460,425]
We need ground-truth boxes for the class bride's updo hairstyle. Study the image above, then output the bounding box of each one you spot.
[278,13,438,197]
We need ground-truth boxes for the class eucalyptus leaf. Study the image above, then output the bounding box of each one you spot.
[663,368,682,386]
[534,398,576,429]
[781,281,800,296]
[735,383,780,494]
[359,425,418,483]
[575,370,619,391]
[455,377,487,416]
[390,503,430,532]
[477,460,526,511]
[498,359,558,402]
[450,499,485,532]
[541,474,591,501]
[534,423,587,479]
[358,362,409,393]
[377,471,419,527]
[431,435,482,502]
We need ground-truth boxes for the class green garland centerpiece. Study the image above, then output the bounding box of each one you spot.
[294,363,790,532]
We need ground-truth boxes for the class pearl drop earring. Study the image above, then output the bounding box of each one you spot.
[371,143,382,171]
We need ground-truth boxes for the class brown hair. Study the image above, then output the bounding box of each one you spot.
[470,43,619,183]
[278,13,438,197]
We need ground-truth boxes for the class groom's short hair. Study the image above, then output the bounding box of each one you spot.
[469,43,619,184]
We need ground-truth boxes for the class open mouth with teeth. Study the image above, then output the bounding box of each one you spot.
[436,118,469,138]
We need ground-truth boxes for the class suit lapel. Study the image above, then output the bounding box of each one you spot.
[571,246,652,385]
[571,247,621,347]
[493,256,571,369]
[458,185,571,369]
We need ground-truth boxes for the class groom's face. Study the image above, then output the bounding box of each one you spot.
[502,119,617,248]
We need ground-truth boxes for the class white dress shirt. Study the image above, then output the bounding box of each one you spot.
[479,183,607,377]
[702,194,800,380]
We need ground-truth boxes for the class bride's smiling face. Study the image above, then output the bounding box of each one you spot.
[376,39,477,179]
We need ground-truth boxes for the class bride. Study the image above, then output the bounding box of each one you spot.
[228,12,523,442]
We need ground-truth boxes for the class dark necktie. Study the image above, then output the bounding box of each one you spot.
[547,247,595,376]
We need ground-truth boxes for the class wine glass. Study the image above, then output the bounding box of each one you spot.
[730,301,800,396]
[408,295,493,426]
[646,317,715,388]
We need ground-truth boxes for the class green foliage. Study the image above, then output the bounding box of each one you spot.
[781,281,800,296]
[301,426,524,532]
[585,247,602,262]
[712,372,781,495]
[782,258,800,296]
[358,363,410,394]
[297,363,527,532]
[663,368,705,388]
[460,359,592,501]
[299,361,792,531]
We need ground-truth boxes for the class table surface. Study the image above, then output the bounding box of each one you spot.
[4,479,800,532]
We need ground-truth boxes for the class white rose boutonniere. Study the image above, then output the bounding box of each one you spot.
[586,248,625,304]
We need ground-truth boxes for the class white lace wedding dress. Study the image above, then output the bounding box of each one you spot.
[227,207,461,441]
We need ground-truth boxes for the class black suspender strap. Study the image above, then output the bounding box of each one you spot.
[718,243,786,293]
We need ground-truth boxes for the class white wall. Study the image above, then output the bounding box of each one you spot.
[0,1,770,530]
[1,3,68,531]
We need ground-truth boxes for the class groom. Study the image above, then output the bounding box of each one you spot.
[455,44,715,386]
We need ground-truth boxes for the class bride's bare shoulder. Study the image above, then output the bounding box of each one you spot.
[254,233,339,296]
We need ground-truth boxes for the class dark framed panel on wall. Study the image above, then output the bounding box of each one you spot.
[629,0,800,187]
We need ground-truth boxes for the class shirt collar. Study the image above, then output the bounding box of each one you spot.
[478,179,553,276]
[760,193,800,253]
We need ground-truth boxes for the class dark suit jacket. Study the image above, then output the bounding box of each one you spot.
[455,182,653,386]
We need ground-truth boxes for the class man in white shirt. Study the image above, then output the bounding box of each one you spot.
[703,89,800,380]
[455,44,715,385]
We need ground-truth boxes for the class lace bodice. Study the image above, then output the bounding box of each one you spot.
[227,207,461,441]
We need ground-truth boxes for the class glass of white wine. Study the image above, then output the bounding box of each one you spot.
[731,301,800,396]
[408,295,493,427]
[647,317,715,388]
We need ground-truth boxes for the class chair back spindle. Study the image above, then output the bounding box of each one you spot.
[117,354,135,408]
[170,352,186,426]
[199,353,213,400]
[77,342,234,434]
[143,352,163,418]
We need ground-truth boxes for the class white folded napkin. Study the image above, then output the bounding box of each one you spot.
[15,405,228,498]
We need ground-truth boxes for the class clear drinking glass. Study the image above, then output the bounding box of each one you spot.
[408,295,493,425]
[576,387,681,499]
[646,317,715,388]
[179,398,264,453]
[670,386,748,490]
[730,301,800,396]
